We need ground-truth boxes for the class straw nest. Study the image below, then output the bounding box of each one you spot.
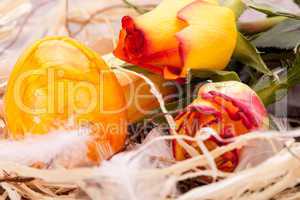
[0,130,298,200]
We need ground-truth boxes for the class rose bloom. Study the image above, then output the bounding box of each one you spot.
[114,0,237,79]
[173,81,269,172]
[4,37,127,164]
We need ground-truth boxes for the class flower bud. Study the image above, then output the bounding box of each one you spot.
[114,0,237,79]
[173,81,268,172]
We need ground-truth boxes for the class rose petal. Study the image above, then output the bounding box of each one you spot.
[198,81,269,130]
[176,0,237,77]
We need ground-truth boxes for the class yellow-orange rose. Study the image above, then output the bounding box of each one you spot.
[173,81,269,172]
[4,37,127,163]
[114,0,237,79]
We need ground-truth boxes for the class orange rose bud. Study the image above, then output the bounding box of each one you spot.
[114,0,237,79]
[173,81,269,172]
[4,37,127,164]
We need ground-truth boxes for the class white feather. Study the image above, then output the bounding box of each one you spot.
[80,127,177,200]
[0,129,91,168]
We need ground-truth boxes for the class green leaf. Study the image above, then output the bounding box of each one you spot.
[233,33,272,75]
[189,69,241,82]
[287,48,300,85]
[253,73,288,106]
[247,1,300,19]
[253,48,300,106]
[223,0,246,19]
[253,19,300,49]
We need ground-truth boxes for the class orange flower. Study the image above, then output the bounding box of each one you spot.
[4,37,127,163]
[173,81,268,172]
[114,0,237,79]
